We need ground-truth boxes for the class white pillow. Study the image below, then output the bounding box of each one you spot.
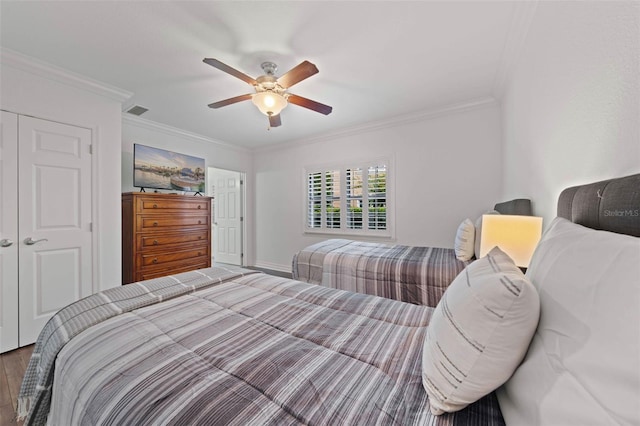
[422,246,540,415]
[454,218,475,261]
[474,210,500,258]
[497,217,640,425]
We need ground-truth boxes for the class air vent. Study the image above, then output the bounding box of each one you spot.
[126,105,149,116]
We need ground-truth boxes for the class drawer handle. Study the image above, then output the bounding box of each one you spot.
[152,258,158,264]
[198,252,202,256]
[153,240,158,245]
[153,222,158,227]
[198,236,202,240]
[197,205,201,209]
[198,220,202,224]
[153,204,158,209]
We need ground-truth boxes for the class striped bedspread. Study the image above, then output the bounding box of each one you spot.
[21,267,504,426]
[18,265,259,426]
[292,239,471,307]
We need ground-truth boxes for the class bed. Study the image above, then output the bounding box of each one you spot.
[292,199,532,307]
[18,174,639,425]
[19,266,504,426]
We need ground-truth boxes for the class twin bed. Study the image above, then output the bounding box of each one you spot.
[292,199,532,307]
[292,240,470,308]
[18,174,639,425]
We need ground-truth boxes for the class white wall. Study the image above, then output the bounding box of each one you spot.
[1,51,129,291]
[121,116,255,265]
[253,102,503,270]
[502,1,640,226]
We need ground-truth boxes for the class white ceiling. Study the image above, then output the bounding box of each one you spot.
[0,1,523,149]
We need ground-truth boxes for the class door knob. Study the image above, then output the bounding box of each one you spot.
[24,237,48,245]
[0,239,13,247]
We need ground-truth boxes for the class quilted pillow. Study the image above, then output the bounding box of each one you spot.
[497,218,640,425]
[422,246,540,414]
[454,218,475,261]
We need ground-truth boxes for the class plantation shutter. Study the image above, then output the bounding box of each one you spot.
[307,172,322,228]
[346,168,363,229]
[305,160,389,236]
[367,164,387,230]
[325,170,340,228]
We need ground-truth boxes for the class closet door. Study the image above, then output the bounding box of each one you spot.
[0,111,19,353]
[18,116,93,345]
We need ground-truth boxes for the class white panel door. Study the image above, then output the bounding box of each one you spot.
[18,116,93,345]
[210,168,243,265]
[0,112,19,353]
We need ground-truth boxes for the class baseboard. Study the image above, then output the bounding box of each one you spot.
[251,261,291,274]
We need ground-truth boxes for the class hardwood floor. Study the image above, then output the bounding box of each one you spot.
[0,346,33,426]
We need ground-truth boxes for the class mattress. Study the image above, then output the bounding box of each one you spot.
[292,239,470,307]
[20,266,503,426]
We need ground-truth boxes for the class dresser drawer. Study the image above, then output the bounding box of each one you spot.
[135,259,210,282]
[138,245,210,267]
[137,197,210,213]
[136,231,209,251]
[136,214,210,231]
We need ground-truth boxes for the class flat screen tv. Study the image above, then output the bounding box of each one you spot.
[133,144,205,193]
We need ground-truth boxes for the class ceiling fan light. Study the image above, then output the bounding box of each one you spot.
[252,92,287,116]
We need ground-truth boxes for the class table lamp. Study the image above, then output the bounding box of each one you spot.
[479,215,543,268]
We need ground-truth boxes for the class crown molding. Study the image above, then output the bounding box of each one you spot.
[123,114,250,153]
[492,1,539,98]
[254,96,498,153]
[0,47,133,103]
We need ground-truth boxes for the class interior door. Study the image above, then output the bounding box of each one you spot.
[0,111,19,352]
[210,168,243,265]
[18,115,93,345]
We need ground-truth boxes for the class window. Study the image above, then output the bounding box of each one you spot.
[305,159,391,237]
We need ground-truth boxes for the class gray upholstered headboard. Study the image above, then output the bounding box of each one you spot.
[557,173,640,237]
[494,199,532,216]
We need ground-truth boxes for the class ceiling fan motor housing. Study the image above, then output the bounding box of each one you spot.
[256,74,281,92]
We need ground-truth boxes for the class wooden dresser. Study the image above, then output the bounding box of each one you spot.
[122,192,212,284]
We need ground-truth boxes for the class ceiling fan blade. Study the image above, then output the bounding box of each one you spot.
[288,94,333,115]
[203,58,257,85]
[207,94,253,109]
[277,61,319,88]
[269,114,282,127]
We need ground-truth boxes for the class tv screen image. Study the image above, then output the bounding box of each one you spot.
[134,144,205,192]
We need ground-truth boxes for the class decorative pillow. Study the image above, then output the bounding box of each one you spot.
[422,246,540,415]
[454,219,475,261]
[474,210,500,258]
[497,217,640,425]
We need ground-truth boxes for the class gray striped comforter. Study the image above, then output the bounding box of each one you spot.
[292,239,471,307]
[22,266,504,425]
[19,266,259,426]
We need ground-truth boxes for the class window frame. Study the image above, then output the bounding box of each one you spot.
[303,156,394,238]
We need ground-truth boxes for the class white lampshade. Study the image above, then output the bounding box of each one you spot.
[252,92,287,116]
[479,215,543,268]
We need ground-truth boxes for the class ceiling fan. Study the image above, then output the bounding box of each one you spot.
[203,58,332,128]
